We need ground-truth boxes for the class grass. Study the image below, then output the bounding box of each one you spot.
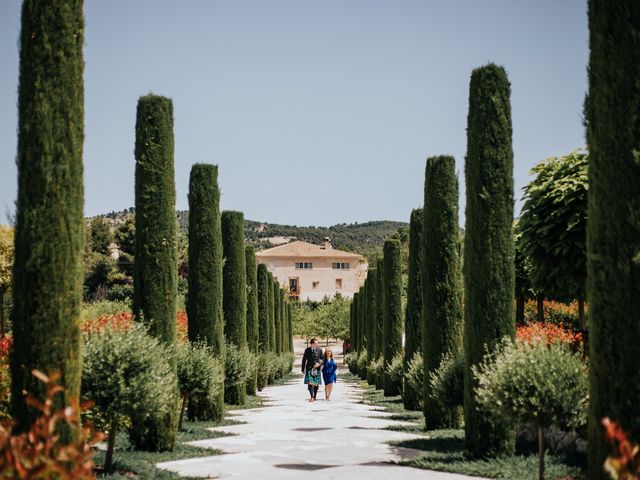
[343,371,586,480]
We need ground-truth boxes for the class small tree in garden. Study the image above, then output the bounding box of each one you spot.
[474,339,588,480]
[519,150,589,327]
[89,216,113,255]
[383,239,402,396]
[463,63,515,458]
[82,323,175,473]
[176,342,223,430]
[423,156,463,428]
[115,214,135,256]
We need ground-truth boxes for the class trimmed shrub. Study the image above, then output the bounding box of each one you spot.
[383,240,403,396]
[423,156,463,429]
[186,164,224,421]
[404,209,423,411]
[82,323,175,471]
[131,94,179,451]
[429,349,465,410]
[474,339,588,480]
[223,343,252,405]
[386,352,404,396]
[463,64,515,457]
[404,352,424,411]
[245,351,259,396]
[367,356,385,388]
[176,342,223,429]
[357,348,369,376]
[11,0,84,433]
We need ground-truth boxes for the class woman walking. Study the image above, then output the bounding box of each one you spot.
[301,338,323,402]
[322,348,337,400]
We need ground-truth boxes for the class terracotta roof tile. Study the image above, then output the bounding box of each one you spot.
[255,240,363,259]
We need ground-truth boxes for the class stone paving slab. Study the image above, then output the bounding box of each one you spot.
[158,341,488,479]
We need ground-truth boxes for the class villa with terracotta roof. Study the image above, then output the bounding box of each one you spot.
[256,238,368,302]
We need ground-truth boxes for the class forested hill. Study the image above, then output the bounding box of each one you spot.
[101,208,407,257]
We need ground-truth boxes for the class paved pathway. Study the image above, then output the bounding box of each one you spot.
[158,341,485,479]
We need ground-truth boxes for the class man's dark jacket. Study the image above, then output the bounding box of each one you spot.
[301,346,323,372]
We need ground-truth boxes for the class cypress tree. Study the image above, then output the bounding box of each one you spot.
[273,282,281,353]
[423,157,463,428]
[279,289,286,353]
[374,258,385,389]
[131,94,179,451]
[268,274,276,352]
[383,239,402,396]
[585,2,640,477]
[11,0,84,432]
[287,302,294,353]
[365,270,378,386]
[404,208,424,411]
[352,292,360,352]
[186,164,224,421]
[222,210,247,405]
[257,264,271,352]
[463,64,515,457]
[245,246,259,353]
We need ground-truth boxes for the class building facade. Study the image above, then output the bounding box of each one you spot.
[256,238,367,302]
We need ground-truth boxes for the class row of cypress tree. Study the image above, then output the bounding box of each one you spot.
[349,63,516,459]
[9,1,293,452]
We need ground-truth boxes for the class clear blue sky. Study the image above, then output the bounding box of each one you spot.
[0,1,588,227]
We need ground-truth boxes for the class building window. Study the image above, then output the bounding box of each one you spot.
[332,262,350,270]
[335,278,342,289]
[289,278,299,293]
[295,262,313,269]
[312,281,319,288]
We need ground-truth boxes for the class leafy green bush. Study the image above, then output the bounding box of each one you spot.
[345,351,359,374]
[386,352,404,395]
[357,348,369,377]
[404,352,424,410]
[82,323,175,472]
[367,355,383,386]
[474,338,588,480]
[429,349,464,409]
[278,353,295,376]
[245,351,258,396]
[176,342,223,429]
[224,343,252,401]
[256,352,272,391]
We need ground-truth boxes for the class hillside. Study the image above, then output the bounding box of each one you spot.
[101,208,407,258]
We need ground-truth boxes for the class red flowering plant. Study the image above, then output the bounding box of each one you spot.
[83,311,189,342]
[603,417,640,480]
[0,370,105,479]
[516,322,583,347]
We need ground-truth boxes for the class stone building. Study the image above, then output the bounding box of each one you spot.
[256,238,367,302]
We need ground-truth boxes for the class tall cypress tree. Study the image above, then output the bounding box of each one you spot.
[221,210,247,405]
[352,292,360,352]
[463,64,515,458]
[273,282,282,354]
[245,246,259,353]
[404,208,424,411]
[279,289,286,353]
[10,0,84,432]
[383,239,402,396]
[131,94,179,451]
[585,1,640,477]
[268,274,276,352]
[257,264,271,353]
[423,157,463,428]
[365,270,378,386]
[287,302,294,353]
[374,257,385,389]
[186,164,224,421]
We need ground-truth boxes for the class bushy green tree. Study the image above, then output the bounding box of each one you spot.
[223,343,252,405]
[11,0,84,433]
[383,239,402,396]
[176,341,223,430]
[115,214,135,256]
[404,209,423,411]
[519,150,588,327]
[463,64,515,458]
[82,324,175,473]
[131,94,179,451]
[221,210,247,405]
[186,163,224,421]
[474,339,588,480]
[423,156,463,428]
[584,1,640,477]
[89,216,113,255]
